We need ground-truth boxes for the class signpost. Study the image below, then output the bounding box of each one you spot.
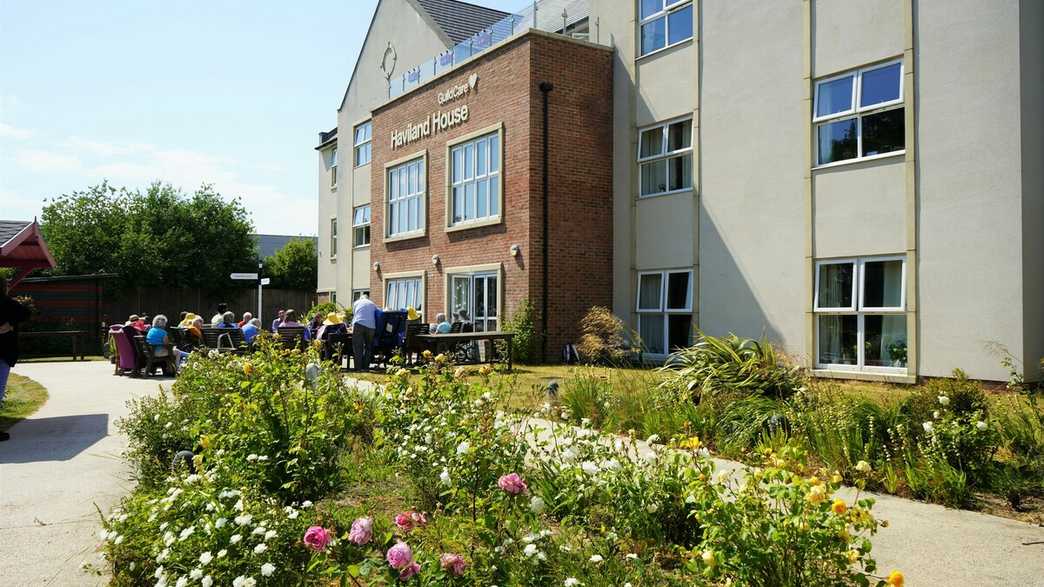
[231,265,265,321]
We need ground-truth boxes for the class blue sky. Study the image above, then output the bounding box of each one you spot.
[0,0,529,235]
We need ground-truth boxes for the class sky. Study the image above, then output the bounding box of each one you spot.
[0,0,530,236]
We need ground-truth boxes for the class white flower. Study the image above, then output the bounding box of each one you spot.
[855,460,872,473]
[175,576,189,587]
[264,529,277,541]
[235,514,253,526]
[97,529,108,541]
[253,543,267,554]
[232,577,256,587]
[157,548,170,563]
[529,496,546,514]
[581,417,591,427]
[645,434,660,444]
[922,421,934,433]
[184,474,200,484]
[190,569,203,580]
[537,551,546,561]
[564,579,580,587]
[256,455,269,462]
[179,526,195,540]
[301,500,313,508]
[199,551,213,565]
[646,502,659,513]
[456,441,470,455]
[439,468,451,485]
[581,461,599,475]
[252,526,266,536]
[261,563,276,577]
[230,534,242,544]
[625,553,639,560]
[217,549,228,558]
[523,543,539,557]
[201,577,213,587]
[933,410,941,419]
[215,518,227,528]
[154,566,166,579]
[976,420,988,431]
[287,509,299,519]
[114,535,125,545]
[938,395,950,406]
[234,498,245,512]
[589,554,604,563]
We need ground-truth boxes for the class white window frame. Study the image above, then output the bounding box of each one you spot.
[354,121,372,167]
[328,146,338,189]
[352,204,371,249]
[445,266,501,332]
[328,217,337,260]
[638,0,694,58]
[812,59,905,168]
[637,116,693,199]
[384,273,425,313]
[352,289,370,302]
[446,125,503,230]
[814,255,907,373]
[635,269,694,356]
[384,152,427,241]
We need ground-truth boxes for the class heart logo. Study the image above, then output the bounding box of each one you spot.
[468,73,478,90]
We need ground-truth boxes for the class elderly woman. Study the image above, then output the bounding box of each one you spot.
[278,309,311,341]
[434,312,452,334]
[242,317,262,344]
[215,311,237,329]
[145,314,188,374]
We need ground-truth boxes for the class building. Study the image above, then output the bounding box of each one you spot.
[317,0,1043,382]
[253,233,318,260]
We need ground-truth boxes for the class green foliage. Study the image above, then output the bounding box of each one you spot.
[503,298,538,364]
[304,301,347,323]
[662,333,806,402]
[41,182,257,287]
[575,306,630,365]
[264,238,318,291]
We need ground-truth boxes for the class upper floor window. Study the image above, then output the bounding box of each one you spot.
[814,60,904,166]
[638,117,692,197]
[354,121,372,167]
[353,204,371,248]
[640,0,693,56]
[815,256,907,372]
[328,218,337,259]
[327,147,338,188]
[450,130,501,226]
[387,157,425,237]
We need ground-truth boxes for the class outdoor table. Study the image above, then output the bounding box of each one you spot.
[19,330,90,360]
[416,331,514,371]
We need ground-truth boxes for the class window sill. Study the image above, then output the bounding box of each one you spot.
[384,230,426,244]
[354,162,371,169]
[353,244,371,250]
[812,368,915,385]
[446,216,502,233]
[812,150,905,171]
[636,38,693,63]
[329,256,337,262]
[638,188,694,200]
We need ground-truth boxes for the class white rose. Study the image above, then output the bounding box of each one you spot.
[260,563,276,577]
[922,421,934,433]
[976,421,988,431]
[589,554,604,563]
[938,395,950,406]
[529,496,546,514]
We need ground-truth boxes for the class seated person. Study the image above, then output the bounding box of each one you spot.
[242,318,261,343]
[457,310,474,333]
[317,312,347,340]
[125,314,146,333]
[434,312,452,334]
[178,312,198,328]
[184,316,204,349]
[309,313,324,338]
[215,311,237,329]
[211,303,229,327]
[146,314,189,370]
[278,309,311,341]
[238,311,253,328]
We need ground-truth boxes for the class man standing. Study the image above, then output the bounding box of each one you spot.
[351,293,377,372]
[0,276,31,442]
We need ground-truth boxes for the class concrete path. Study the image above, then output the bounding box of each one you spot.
[0,361,169,586]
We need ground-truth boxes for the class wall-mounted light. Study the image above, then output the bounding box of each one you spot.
[373,262,381,272]
[432,254,441,267]
[510,244,521,257]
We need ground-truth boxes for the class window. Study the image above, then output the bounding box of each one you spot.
[814,60,904,166]
[386,157,425,237]
[354,121,372,167]
[638,118,692,197]
[449,130,501,226]
[328,218,337,259]
[815,256,907,371]
[327,147,338,188]
[385,277,422,312]
[449,272,498,332]
[639,0,693,56]
[352,205,371,248]
[352,289,370,302]
[636,269,693,355]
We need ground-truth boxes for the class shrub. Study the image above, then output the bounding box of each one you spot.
[502,298,538,364]
[575,306,629,365]
[119,390,199,487]
[304,301,348,323]
[663,333,805,402]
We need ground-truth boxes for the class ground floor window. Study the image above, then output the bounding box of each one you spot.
[636,269,693,355]
[449,272,498,332]
[815,256,907,371]
[385,277,422,312]
[352,289,370,302]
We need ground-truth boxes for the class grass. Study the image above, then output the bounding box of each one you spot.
[19,355,107,363]
[0,372,49,431]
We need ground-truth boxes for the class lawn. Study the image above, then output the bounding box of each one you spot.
[0,372,49,431]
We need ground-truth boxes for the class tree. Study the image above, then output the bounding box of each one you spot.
[264,238,317,291]
[40,182,257,288]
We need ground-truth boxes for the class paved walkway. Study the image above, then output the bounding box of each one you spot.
[0,361,170,586]
[0,363,1042,585]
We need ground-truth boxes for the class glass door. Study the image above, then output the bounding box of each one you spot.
[449,273,498,331]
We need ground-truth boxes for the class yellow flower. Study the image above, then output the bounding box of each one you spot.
[200,435,212,450]
[806,484,827,504]
[831,473,843,485]
[421,350,433,361]
[886,570,904,586]
[679,436,702,450]
[808,476,822,486]
[243,362,253,376]
[831,498,847,515]
[855,460,872,473]
[846,549,860,564]
[701,550,716,567]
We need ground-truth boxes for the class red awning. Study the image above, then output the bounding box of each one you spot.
[0,220,57,288]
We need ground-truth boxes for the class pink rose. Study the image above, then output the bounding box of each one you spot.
[386,541,413,570]
[440,552,467,576]
[303,525,333,551]
[399,561,421,580]
[348,517,373,545]
[395,510,427,532]
[497,472,527,495]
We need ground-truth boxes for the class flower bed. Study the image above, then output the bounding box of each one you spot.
[97,340,902,586]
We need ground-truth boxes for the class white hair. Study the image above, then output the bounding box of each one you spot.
[152,314,168,328]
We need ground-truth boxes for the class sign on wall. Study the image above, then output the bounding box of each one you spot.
[390,74,479,150]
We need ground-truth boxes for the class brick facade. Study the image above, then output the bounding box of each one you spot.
[370,31,613,361]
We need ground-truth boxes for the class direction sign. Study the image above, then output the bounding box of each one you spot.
[230,272,259,280]
[260,278,271,286]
